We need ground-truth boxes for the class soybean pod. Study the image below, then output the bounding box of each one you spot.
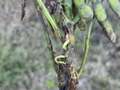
[74,0,85,8]
[92,0,116,43]
[108,0,120,18]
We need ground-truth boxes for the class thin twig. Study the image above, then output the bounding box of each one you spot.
[21,0,26,20]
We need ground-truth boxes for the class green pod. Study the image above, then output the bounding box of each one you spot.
[93,1,116,43]
[103,20,112,33]
[74,0,85,8]
[102,20,116,43]
[108,0,120,17]
[94,3,107,22]
[79,4,93,19]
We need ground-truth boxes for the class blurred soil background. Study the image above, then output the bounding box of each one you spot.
[0,0,120,90]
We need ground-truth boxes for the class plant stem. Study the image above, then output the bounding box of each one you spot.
[78,21,93,78]
[37,0,61,38]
